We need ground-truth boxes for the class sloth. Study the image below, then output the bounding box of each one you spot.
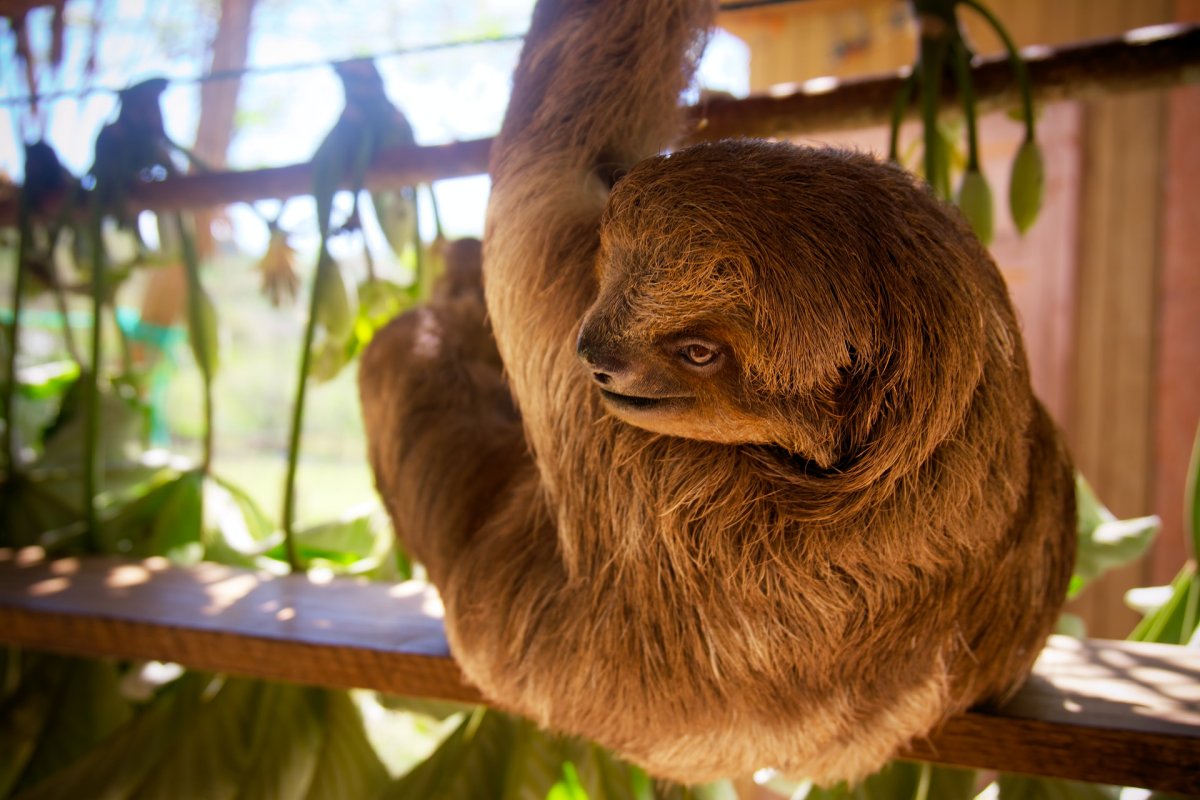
[359,0,1076,786]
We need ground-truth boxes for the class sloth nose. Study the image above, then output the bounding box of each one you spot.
[576,330,625,386]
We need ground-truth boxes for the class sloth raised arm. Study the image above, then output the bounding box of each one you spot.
[484,0,718,429]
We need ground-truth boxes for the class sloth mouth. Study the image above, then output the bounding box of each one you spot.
[599,389,688,409]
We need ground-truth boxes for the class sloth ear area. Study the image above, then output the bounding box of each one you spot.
[594,158,630,192]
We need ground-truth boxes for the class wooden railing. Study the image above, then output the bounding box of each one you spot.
[1,548,1197,793]
[0,24,1196,222]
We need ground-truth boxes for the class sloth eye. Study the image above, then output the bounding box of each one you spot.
[677,341,721,368]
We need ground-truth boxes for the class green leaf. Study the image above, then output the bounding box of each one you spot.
[39,383,148,473]
[303,692,389,800]
[381,709,515,800]
[307,334,356,384]
[147,469,204,563]
[11,674,387,800]
[264,506,404,577]
[294,509,378,559]
[1074,475,1109,536]
[1071,476,1159,598]
[202,475,283,568]
[356,278,416,342]
[501,717,570,800]
[997,773,1118,800]
[1009,139,1044,234]
[1184,424,1200,562]
[12,658,134,794]
[16,360,80,401]
[956,169,994,246]
[546,762,589,800]
[1128,564,1198,644]
[128,676,258,800]
[629,767,654,800]
[12,672,203,800]
[95,468,186,556]
[787,760,976,800]
[371,189,418,259]
[313,257,356,341]
[1054,611,1087,638]
[0,655,68,797]
[0,473,83,549]
[187,284,220,377]
[234,681,325,800]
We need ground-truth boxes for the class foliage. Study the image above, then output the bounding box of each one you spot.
[891,0,1044,243]
[0,72,434,799]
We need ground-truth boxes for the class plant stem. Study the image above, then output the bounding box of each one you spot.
[281,248,329,572]
[918,31,950,198]
[951,38,981,171]
[176,213,214,477]
[113,306,134,377]
[913,762,933,800]
[961,0,1036,141]
[428,184,444,241]
[3,194,31,476]
[887,71,917,163]
[1183,425,1200,562]
[412,197,427,298]
[349,128,378,280]
[44,227,84,366]
[83,201,104,548]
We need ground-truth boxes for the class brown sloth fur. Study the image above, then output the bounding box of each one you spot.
[359,0,1076,785]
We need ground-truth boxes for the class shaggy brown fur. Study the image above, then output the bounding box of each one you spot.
[359,0,1076,785]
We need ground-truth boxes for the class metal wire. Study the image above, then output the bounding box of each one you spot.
[0,0,817,109]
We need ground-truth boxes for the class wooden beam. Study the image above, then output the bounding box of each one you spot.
[688,22,1200,140]
[899,636,1200,791]
[0,547,482,704]
[0,25,1196,224]
[1,548,1197,792]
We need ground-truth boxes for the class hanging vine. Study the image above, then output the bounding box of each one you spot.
[893,0,1044,244]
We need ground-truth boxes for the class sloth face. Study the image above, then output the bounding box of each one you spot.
[574,313,777,445]
[578,138,1000,467]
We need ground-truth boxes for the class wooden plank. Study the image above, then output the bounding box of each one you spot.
[0,547,483,704]
[901,636,1200,791]
[1,548,1197,791]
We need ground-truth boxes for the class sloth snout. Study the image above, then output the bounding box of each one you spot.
[576,327,627,386]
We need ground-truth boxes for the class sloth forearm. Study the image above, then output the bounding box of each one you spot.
[484,0,717,415]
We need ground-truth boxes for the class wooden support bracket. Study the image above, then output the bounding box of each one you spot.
[1,548,1197,792]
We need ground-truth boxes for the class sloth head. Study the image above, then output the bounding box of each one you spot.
[576,140,1008,472]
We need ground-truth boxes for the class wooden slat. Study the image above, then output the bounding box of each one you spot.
[0,547,483,703]
[1,548,1197,792]
[900,636,1200,790]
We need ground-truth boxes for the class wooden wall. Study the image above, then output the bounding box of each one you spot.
[718,0,1200,637]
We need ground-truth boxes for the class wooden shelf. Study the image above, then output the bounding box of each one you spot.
[1,547,1196,791]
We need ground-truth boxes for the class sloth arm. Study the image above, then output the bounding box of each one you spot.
[365,0,716,599]
[358,288,532,585]
[483,0,718,433]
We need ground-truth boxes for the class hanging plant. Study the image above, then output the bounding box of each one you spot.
[891,0,1043,244]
